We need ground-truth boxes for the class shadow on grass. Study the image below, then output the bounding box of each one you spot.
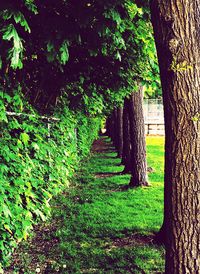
[95,171,123,178]
[107,232,156,248]
[6,136,165,274]
[97,154,118,159]
[92,148,116,153]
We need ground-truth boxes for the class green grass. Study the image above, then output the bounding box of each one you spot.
[7,136,165,274]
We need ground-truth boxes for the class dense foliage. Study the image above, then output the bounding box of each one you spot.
[0,0,160,268]
[0,89,101,267]
[0,0,160,112]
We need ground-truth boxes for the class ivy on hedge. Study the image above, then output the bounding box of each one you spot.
[0,88,101,267]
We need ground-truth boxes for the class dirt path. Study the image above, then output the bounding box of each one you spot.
[91,136,116,153]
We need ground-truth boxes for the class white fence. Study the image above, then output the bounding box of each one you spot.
[143,99,164,135]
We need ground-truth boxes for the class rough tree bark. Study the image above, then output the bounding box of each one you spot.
[106,115,112,139]
[128,89,148,187]
[110,111,116,145]
[151,1,200,273]
[112,108,118,149]
[122,97,132,173]
[116,107,123,158]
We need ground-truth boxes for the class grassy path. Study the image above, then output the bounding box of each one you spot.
[7,136,165,274]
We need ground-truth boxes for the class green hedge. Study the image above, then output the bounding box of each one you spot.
[0,90,101,268]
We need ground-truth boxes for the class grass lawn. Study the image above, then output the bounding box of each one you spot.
[6,136,165,274]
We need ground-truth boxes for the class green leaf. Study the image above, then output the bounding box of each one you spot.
[1,10,31,33]
[2,24,16,41]
[32,142,39,150]
[59,40,69,65]
[4,224,12,235]
[13,12,31,33]
[24,0,38,14]
[1,10,12,20]
[20,132,30,145]
[2,24,24,69]
[116,51,121,62]
[35,209,46,221]
[47,41,54,52]
[10,49,23,69]
[0,100,8,123]
[3,204,12,218]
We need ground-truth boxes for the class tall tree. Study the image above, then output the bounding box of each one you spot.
[128,87,148,187]
[116,107,123,158]
[122,97,132,173]
[106,115,112,139]
[112,108,118,149]
[106,112,116,146]
[151,0,200,273]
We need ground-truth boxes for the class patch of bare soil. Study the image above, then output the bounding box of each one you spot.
[95,171,122,178]
[107,233,155,250]
[5,220,60,274]
[91,136,114,153]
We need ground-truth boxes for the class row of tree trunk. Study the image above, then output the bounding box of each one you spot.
[106,1,200,271]
[150,1,200,273]
[106,86,148,187]
[106,1,200,272]
[107,69,200,273]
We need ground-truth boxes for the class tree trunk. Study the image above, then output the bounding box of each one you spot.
[151,1,200,273]
[112,108,118,149]
[128,89,148,187]
[106,115,112,139]
[116,107,123,158]
[107,111,116,146]
[122,98,132,173]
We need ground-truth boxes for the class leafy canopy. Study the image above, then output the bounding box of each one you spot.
[0,0,160,114]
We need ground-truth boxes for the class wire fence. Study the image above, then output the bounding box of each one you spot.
[6,111,79,145]
[6,111,60,140]
[6,111,60,122]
